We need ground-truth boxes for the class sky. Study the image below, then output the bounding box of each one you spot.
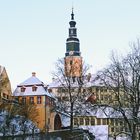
[0,0,140,89]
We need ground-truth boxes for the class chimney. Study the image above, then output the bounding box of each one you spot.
[32,72,36,77]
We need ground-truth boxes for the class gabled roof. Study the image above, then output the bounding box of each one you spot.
[18,76,44,86]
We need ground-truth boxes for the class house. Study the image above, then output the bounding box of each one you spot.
[13,72,61,131]
[0,65,12,105]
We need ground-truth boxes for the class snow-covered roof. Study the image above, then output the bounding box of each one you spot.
[13,73,55,99]
[13,86,54,98]
[75,104,132,119]
[48,79,62,88]
[79,125,108,140]
[19,75,44,86]
[48,79,83,89]
[48,73,105,89]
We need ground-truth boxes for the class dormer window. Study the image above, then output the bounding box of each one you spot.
[32,86,37,92]
[21,87,26,92]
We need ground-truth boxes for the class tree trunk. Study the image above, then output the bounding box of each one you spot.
[132,124,137,140]
[70,102,73,131]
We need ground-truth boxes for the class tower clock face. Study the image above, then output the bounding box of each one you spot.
[69,51,74,55]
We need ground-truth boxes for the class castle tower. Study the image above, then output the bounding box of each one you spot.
[64,9,82,77]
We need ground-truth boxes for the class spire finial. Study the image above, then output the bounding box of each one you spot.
[71,6,74,20]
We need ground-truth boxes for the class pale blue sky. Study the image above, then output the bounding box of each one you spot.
[0,0,140,89]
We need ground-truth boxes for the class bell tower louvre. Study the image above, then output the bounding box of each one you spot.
[64,9,82,77]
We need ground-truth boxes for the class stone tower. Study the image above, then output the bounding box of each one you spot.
[64,9,82,77]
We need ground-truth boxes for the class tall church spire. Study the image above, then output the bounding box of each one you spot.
[64,10,82,77]
[65,9,80,57]
[71,7,74,20]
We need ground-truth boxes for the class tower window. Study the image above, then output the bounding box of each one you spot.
[70,60,73,65]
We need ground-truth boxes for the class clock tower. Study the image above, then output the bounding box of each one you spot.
[64,9,82,77]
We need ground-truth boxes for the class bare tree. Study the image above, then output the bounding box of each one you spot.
[96,40,140,140]
[0,77,9,110]
[52,58,90,130]
[19,102,39,124]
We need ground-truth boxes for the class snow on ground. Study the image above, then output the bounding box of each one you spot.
[0,111,40,136]
[61,114,70,127]
[79,125,108,140]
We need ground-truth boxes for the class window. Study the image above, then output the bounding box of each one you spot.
[48,118,50,125]
[3,93,6,98]
[110,119,114,125]
[79,118,84,125]
[97,118,101,125]
[91,118,95,125]
[96,87,99,93]
[111,127,114,132]
[32,86,37,92]
[104,95,108,101]
[100,88,103,92]
[103,119,107,125]
[115,119,118,126]
[70,60,73,65]
[119,120,123,126]
[22,97,26,104]
[104,88,107,92]
[37,96,41,104]
[85,118,90,125]
[30,97,34,104]
[21,87,26,92]
[100,94,103,100]
[46,96,51,105]
[74,118,78,126]
[107,119,109,125]
[62,96,69,101]
[120,126,123,131]
[116,127,119,132]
